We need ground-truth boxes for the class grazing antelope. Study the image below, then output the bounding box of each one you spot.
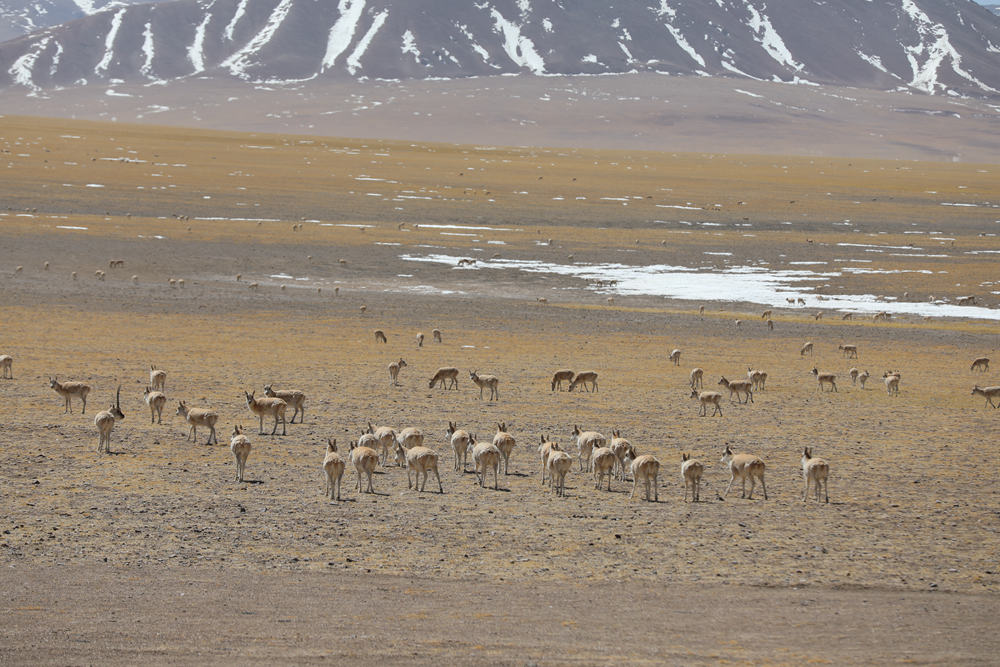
[971,357,990,372]
[432,328,442,343]
[94,386,125,454]
[609,429,635,482]
[548,448,573,497]
[244,390,287,435]
[572,426,606,473]
[230,426,251,483]
[718,376,753,404]
[415,332,424,347]
[971,385,1000,408]
[0,354,12,379]
[689,367,704,390]
[49,377,90,414]
[858,370,870,389]
[591,447,617,491]
[469,370,499,400]
[374,329,387,343]
[567,371,598,393]
[394,438,443,493]
[323,439,346,500]
[767,319,774,331]
[720,445,767,499]
[814,312,823,321]
[691,389,723,417]
[800,341,813,356]
[957,295,976,306]
[630,455,660,502]
[550,369,575,391]
[447,422,473,472]
[263,384,306,423]
[842,312,853,320]
[469,440,501,490]
[428,367,459,389]
[95,270,105,281]
[811,368,837,392]
[681,453,703,502]
[699,305,705,316]
[176,401,219,444]
[149,365,166,391]
[109,259,124,268]
[349,440,379,494]
[761,309,772,320]
[386,358,407,386]
[366,422,397,466]
[801,447,829,503]
[493,422,516,475]
[849,367,860,385]
[883,370,901,396]
[668,349,681,366]
[143,386,167,424]
[838,344,858,359]
[538,435,560,485]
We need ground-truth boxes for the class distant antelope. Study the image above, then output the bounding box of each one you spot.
[323,438,346,500]
[971,385,1000,408]
[691,389,723,416]
[429,367,459,389]
[767,319,774,331]
[415,332,424,347]
[95,270,105,281]
[567,371,598,393]
[550,369,574,391]
[143,386,167,424]
[374,329,387,343]
[109,259,124,268]
[858,370,870,389]
[689,367,703,389]
[971,357,990,372]
[49,377,90,413]
[720,445,767,500]
[388,358,407,385]
[849,367,860,385]
[800,341,813,356]
[0,354,12,379]
[668,349,681,366]
[149,365,166,391]
[883,370,901,396]
[841,313,853,320]
[175,401,219,445]
[838,344,858,359]
[761,309,772,320]
[244,390,287,435]
[432,328,442,343]
[801,447,829,503]
[230,426,251,483]
[681,453,703,502]
[469,370,499,400]
[811,368,837,392]
[94,386,125,454]
[814,312,823,321]
[746,367,766,392]
[957,295,976,306]
[263,384,306,423]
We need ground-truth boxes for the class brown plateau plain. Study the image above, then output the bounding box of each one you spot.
[1,114,999,664]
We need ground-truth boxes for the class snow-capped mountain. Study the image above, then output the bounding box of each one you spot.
[2,0,998,97]
[0,0,164,42]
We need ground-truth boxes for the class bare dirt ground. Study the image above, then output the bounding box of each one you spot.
[1,116,999,664]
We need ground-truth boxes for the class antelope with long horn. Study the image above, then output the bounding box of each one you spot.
[95,385,125,454]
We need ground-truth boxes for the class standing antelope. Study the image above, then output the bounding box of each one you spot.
[469,440,501,490]
[94,386,125,454]
[691,389,723,416]
[838,344,858,359]
[469,370,499,400]
[971,385,1000,408]
[567,371,598,393]
[394,438,444,493]
[630,455,660,502]
[349,440,379,494]
[143,386,167,424]
[681,453,703,502]
[149,365,167,391]
[244,390,287,435]
[415,332,424,347]
[538,435,560,485]
[49,377,90,414]
[550,369,574,391]
[668,349,681,366]
[858,370,870,389]
[263,384,306,423]
[720,446,767,499]
[0,354,12,379]
[883,370,901,396]
[801,447,829,503]
[374,330,387,343]
[811,368,837,392]
[761,309,772,320]
[386,358,408,386]
[493,422,517,474]
[572,426,606,473]
[591,447,617,491]
[970,357,990,372]
[447,421,473,472]
[175,401,219,444]
[746,367,766,392]
[323,439,345,500]
[548,447,573,497]
[366,422,397,466]
[432,329,443,343]
[689,367,704,390]
[428,367,459,389]
[230,426,251,483]
[609,430,636,482]
[718,376,753,404]
[849,367,860,385]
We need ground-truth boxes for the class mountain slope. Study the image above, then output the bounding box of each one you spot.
[1,0,999,96]
[0,0,165,42]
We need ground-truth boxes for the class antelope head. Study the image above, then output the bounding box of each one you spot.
[110,385,124,420]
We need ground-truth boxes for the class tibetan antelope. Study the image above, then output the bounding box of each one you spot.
[415,332,424,347]
[394,438,443,493]
[550,369,575,391]
[143,386,167,424]
[432,329,442,343]
[800,341,814,356]
[49,377,90,414]
[668,349,681,366]
[689,367,704,390]
[244,390,287,435]
[720,446,767,500]
[592,446,617,491]
[175,401,219,444]
[149,365,167,391]
[374,329,387,343]
[323,439,346,500]
[94,386,125,454]
[469,370,499,400]
[883,370,901,396]
[538,435,560,485]
[263,384,306,423]
[428,367,459,389]
[691,389,723,417]
[811,368,837,392]
[469,440,501,490]
[718,376,753,404]
[849,367,860,385]
[493,422,516,475]
[349,440,379,494]
[971,357,990,372]
[630,455,660,502]
[746,367,766,392]
[366,422,397,466]
[801,447,829,503]
[548,448,573,497]
[681,453,703,502]
[447,422,473,472]
[0,354,12,379]
[609,429,636,481]
[838,344,858,359]
[572,426,606,473]
[230,426,251,483]
[388,359,407,386]
[971,385,1000,408]
[567,371,598,393]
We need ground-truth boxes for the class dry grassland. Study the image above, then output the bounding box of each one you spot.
[1,115,999,663]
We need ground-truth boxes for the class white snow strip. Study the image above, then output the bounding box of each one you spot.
[8,36,50,90]
[401,29,420,63]
[346,9,388,75]
[56,225,88,230]
[49,41,63,77]
[490,8,545,74]
[745,3,803,72]
[734,88,763,98]
[321,0,367,72]
[654,3,705,68]
[900,0,998,94]
[140,22,155,78]
[189,13,211,74]
[224,0,251,41]
[222,0,295,77]
[95,9,126,75]
[71,0,98,14]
